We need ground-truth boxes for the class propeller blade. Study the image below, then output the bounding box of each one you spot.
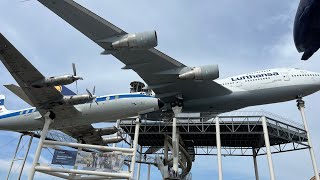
[72,63,76,76]
[93,86,96,95]
[86,88,93,97]
[76,81,78,94]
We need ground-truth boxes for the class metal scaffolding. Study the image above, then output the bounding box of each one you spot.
[24,115,142,180]
[5,107,318,180]
[119,110,313,180]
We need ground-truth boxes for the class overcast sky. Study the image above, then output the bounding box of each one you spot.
[1,0,320,179]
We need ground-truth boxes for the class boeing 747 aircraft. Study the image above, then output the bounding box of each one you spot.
[0,34,164,145]
[37,0,320,114]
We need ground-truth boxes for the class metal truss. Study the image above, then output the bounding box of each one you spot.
[119,110,309,156]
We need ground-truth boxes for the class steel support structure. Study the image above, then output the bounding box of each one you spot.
[6,134,23,180]
[6,134,33,180]
[148,164,151,180]
[113,119,121,148]
[136,146,142,180]
[297,98,319,180]
[6,134,34,180]
[19,135,34,180]
[29,115,53,180]
[118,111,314,179]
[252,148,259,180]
[262,116,275,180]
[172,116,179,172]
[216,117,223,180]
[164,136,169,161]
[28,116,141,180]
[172,106,182,174]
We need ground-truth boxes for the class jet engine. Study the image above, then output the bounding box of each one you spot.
[111,31,158,50]
[178,65,219,80]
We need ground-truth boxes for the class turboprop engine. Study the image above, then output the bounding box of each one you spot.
[32,75,83,88]
[111,31,158,50]
[60,94,95,106]
[32,63,83,88]
[178,65,219,80]
[58,87,97,106]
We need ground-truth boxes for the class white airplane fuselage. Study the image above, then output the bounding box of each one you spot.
[1,68,319,132]
[0,93,161,131]
[183,68,320,112]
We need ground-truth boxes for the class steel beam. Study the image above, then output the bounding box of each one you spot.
[130,118,141,178]
[113,119,121,148]
[216,117,223,180]
[148,164,151,180]
[29,115,53,180]
[262,116,275,180]
[18,135,34,180]
[6,134,23,180]
[297,98,319,180]
[35,166,131,179]
[252,148,259,180]
[136,146,142,180]
[172,117,179,172]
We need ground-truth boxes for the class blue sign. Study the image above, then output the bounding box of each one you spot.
[51,149,77,166]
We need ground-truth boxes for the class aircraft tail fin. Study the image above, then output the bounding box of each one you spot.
[55,85,77,96]
[0,95,8,114]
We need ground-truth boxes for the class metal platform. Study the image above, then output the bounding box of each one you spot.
[119,111,309,157]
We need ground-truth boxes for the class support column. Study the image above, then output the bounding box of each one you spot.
[18,135,34,180]
[172,106,182,174]
[29,115,53,180]
[136,146,142,180]
[297,98,319,180]
[148,164,151,180]
[130,118,141,178]
[6,134,23,180]
[172,116,179,172]
[113,119,120,148]
[252,148,259,180]
[164,136,168,163]
[261,116,275,180]
[215,117,223,180]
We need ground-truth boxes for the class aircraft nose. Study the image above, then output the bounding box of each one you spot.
[158,99,165,109]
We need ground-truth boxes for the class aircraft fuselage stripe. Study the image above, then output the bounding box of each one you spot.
[0,94,152,120]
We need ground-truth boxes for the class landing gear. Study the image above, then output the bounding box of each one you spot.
[170,98,184,108]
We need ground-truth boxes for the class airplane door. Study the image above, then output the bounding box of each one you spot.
[282,73,290,81]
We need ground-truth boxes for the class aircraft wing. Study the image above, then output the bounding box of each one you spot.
[61,125,119,145]
[38,0,231,103]
[60,125,104,145]
[0,33,79,118]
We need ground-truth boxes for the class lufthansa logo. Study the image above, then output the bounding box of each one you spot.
[55,86,63,92]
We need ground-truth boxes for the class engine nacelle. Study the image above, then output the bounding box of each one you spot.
[32,75,82,88]
[111,31,158,50]
[60,94,95,106]
[178,65,219,80]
